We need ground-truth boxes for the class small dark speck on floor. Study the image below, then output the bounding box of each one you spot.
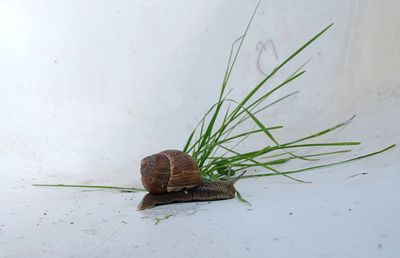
[378,243,383,249]
[246,246,250,250]
[273,237,279,241]
[348,208,352,211]
[289,212,293,215]
[122,221,127,224]
[70,222,74,225]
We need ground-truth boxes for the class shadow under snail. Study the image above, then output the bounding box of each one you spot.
[137,149,244,210]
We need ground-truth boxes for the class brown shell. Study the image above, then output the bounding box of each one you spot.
[140,150,203,194]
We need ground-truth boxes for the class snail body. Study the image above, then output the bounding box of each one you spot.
[138,149,242,210]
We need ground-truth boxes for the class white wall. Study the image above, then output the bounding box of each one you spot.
[1,0,399,184]
[1,0,399,186]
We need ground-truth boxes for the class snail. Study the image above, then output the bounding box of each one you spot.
[137,149,244,210]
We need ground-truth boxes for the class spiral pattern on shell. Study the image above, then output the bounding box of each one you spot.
[140,150,203,194]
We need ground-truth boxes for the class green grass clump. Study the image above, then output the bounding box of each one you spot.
[182,4,395,182]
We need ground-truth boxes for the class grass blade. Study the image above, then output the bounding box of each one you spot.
[242,144,396,179]
[32,184,146,192]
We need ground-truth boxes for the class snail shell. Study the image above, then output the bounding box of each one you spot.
[138,150,244,210]
[140,150,203,194]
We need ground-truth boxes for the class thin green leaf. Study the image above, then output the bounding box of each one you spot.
[242,144,396,179]
[236,190,251,206]
[32,184,146,192]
